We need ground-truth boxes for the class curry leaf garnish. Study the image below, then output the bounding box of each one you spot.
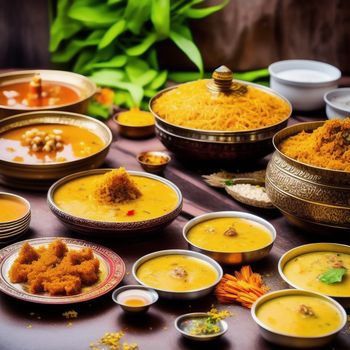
[224,180,234,186]
[318,268,347,284]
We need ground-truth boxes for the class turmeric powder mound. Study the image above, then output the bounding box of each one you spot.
[152,80,290,131]
[9,239,100,296]
[280,118,350,172]
[95,168,142,204]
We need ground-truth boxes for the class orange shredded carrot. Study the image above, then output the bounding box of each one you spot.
[215,265,269,309]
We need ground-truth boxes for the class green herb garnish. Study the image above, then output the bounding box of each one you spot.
[318,268,347,284]
[224,179,234,186]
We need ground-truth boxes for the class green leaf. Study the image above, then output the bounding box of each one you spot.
[98,19,126,49]
[125,33,158,56]
[147,49,159,70]
[168,71,210,82]
[169,25,203,75]
[151,0,170,38]
[68,5,121,26]
[114,90,134,108]
[234,69,269,82]
[91,55,128,69]
[125,58,150,80]
[108,0,124,4]
[73,49,95,73]
[87,100,110,120]
[225,179,234,186]
[124,0,152,35]
[90,69,126,85]
[147,70,167,90]
[319,268,347,284]
[184,0,228,19]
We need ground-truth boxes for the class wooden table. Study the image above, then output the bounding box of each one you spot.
[0,115,349,350]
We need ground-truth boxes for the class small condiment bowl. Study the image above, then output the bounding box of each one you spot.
[174,312,228,341]
[183,211,276,265]
[112,285,158,313]
[251,289,347,349]
[137,151,171,174]
[269,59,341,111]
[324,88,350,120]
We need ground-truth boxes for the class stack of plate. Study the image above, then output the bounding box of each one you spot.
[0,193,31,244]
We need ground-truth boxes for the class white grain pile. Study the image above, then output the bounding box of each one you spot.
[228,184,270,203]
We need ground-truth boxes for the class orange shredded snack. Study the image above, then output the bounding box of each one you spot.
[215,266,269,308]
[280,118,350,171]
[152,80,290,131]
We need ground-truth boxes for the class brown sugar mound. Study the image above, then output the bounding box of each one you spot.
[9,239,100,296]
[95,168,142,204]
[280,118,350,172]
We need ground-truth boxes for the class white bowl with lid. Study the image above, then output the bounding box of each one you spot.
[269,60,341,111]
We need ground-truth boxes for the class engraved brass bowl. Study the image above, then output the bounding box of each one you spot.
[0,111,112,189]
[0,70,96,118]
[150,80,291,161]
[266,121,350,233]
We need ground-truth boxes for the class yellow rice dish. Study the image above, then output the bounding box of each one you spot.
[152,80,290,131]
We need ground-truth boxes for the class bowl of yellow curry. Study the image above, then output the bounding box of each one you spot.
[183,211,276,265]
[0,111,112,189]
[132,249,223,299]
[251,289,347,348]
[47,168,183,238]
[278,243,350,306]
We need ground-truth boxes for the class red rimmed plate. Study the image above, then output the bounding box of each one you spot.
[0,237,125,304]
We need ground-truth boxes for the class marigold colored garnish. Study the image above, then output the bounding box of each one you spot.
[215,265,269,308]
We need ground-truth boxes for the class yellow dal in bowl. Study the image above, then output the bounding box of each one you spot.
[0,197,28,222]
[117,109,155,127]
[53,174,179,222]
[283,252,350,297]
[256,294,342,337]
[136,255,218,292]
[187,217,272,252]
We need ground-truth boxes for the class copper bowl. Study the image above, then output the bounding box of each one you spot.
[137,151,170,174]
[149,81,291,161]
[0,70,96,118]
[266,121,350,233]
[47,169,183,238]
[0,111,112,189]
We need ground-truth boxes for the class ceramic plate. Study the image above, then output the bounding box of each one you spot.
[0,237,125,304]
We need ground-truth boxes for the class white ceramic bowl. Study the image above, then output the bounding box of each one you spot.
[324,88,350,120]
[269,60,341,111]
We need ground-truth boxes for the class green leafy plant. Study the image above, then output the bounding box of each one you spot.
[49,0,229,117]
[319,267,347,284]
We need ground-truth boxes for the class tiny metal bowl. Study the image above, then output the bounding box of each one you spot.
[132,249,223,300]
[112,285,158,313]
[0,69,96,118]
[183,211,276,265]
[174,312,228,341]
[251,289,347,349]
[137,151,171,174]
[278,242,350,307]
[324,88,350,120]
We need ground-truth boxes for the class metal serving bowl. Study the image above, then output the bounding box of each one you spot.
[113,113,155,139]
[48,169,183,238]
[132,249,223,300]
[0,111,112,189]
[137,151,171,174]
[149,78,291,162]
[266,121,350,233]
[251,289,347,349]
[183,211,276,265]
[0,70,96,118]
[278,243,350,307]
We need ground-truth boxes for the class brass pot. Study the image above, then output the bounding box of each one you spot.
[0,70,96,117]
[266,121,350,233]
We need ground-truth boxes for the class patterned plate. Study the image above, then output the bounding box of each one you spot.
[0,237,125,304]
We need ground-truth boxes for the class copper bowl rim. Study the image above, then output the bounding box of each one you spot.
[0,69,96,111]
[149,79,292,136]
[272,120,350,175]
[137,151,171,166]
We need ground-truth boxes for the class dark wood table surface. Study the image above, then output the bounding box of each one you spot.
[0,113,349,350]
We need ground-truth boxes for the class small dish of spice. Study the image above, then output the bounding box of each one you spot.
[112,285,158,313]
[137,151,171,174]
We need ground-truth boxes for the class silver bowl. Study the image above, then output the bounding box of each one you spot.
[174,312,228,341]
[183,211,276,265]
[150,80,291,161]
[132,249,223,300]
[0,69,96,118]
[251,289,347,348]
[324,88,350,120]
[278,242,350,307]
[47,169,183,238]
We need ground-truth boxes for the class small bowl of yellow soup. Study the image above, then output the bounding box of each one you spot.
[48,169,183,238]
[132,249,223,299]
[0,192,31,242]
[137,151,171,174]
[279,243,350,306]
[183,211,276,265]
[114,108,155,139]
[0,111,112,189]
[251,289,347,348]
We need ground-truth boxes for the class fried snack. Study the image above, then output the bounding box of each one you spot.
[9,239,100,296]
[94,168,142,204]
